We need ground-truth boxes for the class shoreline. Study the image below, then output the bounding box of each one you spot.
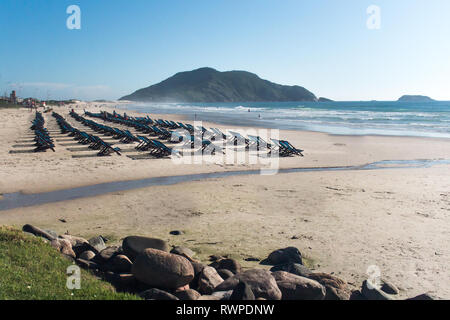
[1,103,450,194]
[114,101,450,141]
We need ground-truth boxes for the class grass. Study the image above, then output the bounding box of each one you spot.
[0,226,140,300]
[0,101,22,109]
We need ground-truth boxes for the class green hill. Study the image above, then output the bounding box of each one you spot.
[119,67,317,103]
[398,95,435,102]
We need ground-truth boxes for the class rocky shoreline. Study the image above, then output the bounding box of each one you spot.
[21,224,435,300]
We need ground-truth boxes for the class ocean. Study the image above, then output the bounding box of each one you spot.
[118,101,450,139]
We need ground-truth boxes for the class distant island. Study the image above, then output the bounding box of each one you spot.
[318,97,333,102]
[398,95,435,102]
[119,67,317,103]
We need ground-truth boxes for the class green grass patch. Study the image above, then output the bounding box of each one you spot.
[0,226,140,300]
[0,101,22,109]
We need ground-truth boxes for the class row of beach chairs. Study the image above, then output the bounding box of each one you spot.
[70,110,140,144]
[52,112,121,156]
[84,110,303,157]
[30,112,55,152]
[71,111,180,158]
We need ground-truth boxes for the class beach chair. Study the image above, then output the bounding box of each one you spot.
[210,128,228,140]
[248,135,272,150]
[270,139,304,157]
[280,140,304,156]
[148,140,181,158]
[98,140,121,156]
[228,131,250,147]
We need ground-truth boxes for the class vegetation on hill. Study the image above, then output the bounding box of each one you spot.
[120,67,317,103]
[397,95,435,102]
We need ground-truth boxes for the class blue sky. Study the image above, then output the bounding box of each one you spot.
[1,0,449,101]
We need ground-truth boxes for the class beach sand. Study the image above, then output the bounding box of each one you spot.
[1,102,450,299]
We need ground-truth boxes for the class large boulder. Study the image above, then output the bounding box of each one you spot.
[209,258,242,274]
[197,266,224,294]
[22,224,56,241]
[140,288,179,300]
[123,236,169,260]
[214,269,282,300]
[270,263,312,278]
[230,281,255,300]
[132,248,194,289]
[266,247,303,265]
[307,273,351,300]
[272,271,326,300]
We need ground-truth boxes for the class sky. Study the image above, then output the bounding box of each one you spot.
[0,0,449,101]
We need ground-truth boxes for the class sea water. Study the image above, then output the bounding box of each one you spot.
[118,100,450,139]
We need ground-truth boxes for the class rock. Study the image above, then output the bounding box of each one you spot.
[88,236,106,252]
[190,261,206,290]
[50,239,76,259]
[72,242,99,257]
[380,279,399,295]
[171,246,195,259]
[407,293,437,300]
[76,258,100,270]
[140,288,179,300]
[209,258,241,274]
[272,271,326,300]
[44,229,59,239]
[169,230,184,235]
[198,266,224,294]
[79,250,96,261]
[123,236,169,260]
[215,269,282,300]
[22,224,56,241]
[93,246,122,264]
[217,269,234,280]
[104,254,133,273]
[59,234,88,247]
[266,247,303,265]
[174,289,201,300]
[197,295,221,300]
[211,290,233,300]
[270,263,312,278]
[361,279,395,300]
[307,273,351,300]
[132,248,194,289]
[230,281,255,300]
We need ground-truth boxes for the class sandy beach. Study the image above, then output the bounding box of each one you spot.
[1,102,450,299]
